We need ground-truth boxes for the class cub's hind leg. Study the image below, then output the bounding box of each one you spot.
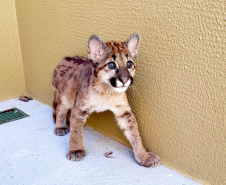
[54,101,70,136]
[53,91,58,123]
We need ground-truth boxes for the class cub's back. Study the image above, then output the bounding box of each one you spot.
[52,56,92,93]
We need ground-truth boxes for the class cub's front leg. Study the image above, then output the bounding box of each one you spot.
[114,109,161,167]
[67,108,89,161]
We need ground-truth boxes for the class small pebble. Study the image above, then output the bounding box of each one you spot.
[104,151,114,158]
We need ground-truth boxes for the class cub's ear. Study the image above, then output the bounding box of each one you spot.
[87,35,108,62]
[125,33,140,58]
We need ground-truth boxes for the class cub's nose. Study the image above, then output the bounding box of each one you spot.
[119,77,129,84]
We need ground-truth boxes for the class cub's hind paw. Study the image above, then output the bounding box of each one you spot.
[67,150,86,161]
[54,127,69,136]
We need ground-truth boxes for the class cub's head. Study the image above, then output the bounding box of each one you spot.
[87,34,140,93]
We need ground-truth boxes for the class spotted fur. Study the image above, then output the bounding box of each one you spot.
[52,34,161,167]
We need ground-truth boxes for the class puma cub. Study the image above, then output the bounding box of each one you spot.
[52,34,161,167]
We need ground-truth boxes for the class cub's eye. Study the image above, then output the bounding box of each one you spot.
[108,62,116,69]
[126,61,133,69]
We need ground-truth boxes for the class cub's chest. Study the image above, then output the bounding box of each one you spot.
[88,93,113,113]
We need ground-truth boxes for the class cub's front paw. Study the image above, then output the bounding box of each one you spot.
[137,152,161,168]
[67,150,86,161]
[54,127,69,136]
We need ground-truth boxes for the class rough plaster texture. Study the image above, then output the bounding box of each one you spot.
[8,0,226,184]
[0,0,25,101]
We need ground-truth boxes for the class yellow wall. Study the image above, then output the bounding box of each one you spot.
[0,0,25,101]
[14,0,226,184]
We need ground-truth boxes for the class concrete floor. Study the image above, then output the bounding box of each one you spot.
[0,99,199,185]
